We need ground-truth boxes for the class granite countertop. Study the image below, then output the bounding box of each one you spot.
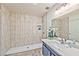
[42,38,79,56]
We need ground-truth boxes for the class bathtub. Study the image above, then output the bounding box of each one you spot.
[5,43,42,55]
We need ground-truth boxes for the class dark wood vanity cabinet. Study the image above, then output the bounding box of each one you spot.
[42,42,61,56]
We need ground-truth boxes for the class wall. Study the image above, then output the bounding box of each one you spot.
[0,4,11,55]
[42,14,47,39]
[9,12,42,48]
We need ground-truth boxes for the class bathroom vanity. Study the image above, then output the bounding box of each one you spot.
[42,38,79,56]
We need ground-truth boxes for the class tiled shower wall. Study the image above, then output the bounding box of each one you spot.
[9,12,42,48]
[0,4,11,55]
[0,4,42,55]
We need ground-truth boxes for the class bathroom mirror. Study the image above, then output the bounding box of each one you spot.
[51,19,60,37]
[69,12,79,42]
[51,17,69,40]
[51,9,79,43]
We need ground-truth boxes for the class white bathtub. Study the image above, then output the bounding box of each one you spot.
[5,43,42,55]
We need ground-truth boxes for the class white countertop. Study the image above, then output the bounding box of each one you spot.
[42,38,79,56]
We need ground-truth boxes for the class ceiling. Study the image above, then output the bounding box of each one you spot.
[3,3,64,17]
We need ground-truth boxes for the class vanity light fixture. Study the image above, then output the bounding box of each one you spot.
[55,3,77,15]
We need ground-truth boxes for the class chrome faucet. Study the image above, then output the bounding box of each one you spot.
[60,38,66,44]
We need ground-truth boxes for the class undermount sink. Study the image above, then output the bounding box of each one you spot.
[46,38,79,51]
[47,40,73,51]
[42,39,79,56]
[53,44,70,50]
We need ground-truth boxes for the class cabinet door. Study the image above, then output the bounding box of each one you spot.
[42,45,50,56]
